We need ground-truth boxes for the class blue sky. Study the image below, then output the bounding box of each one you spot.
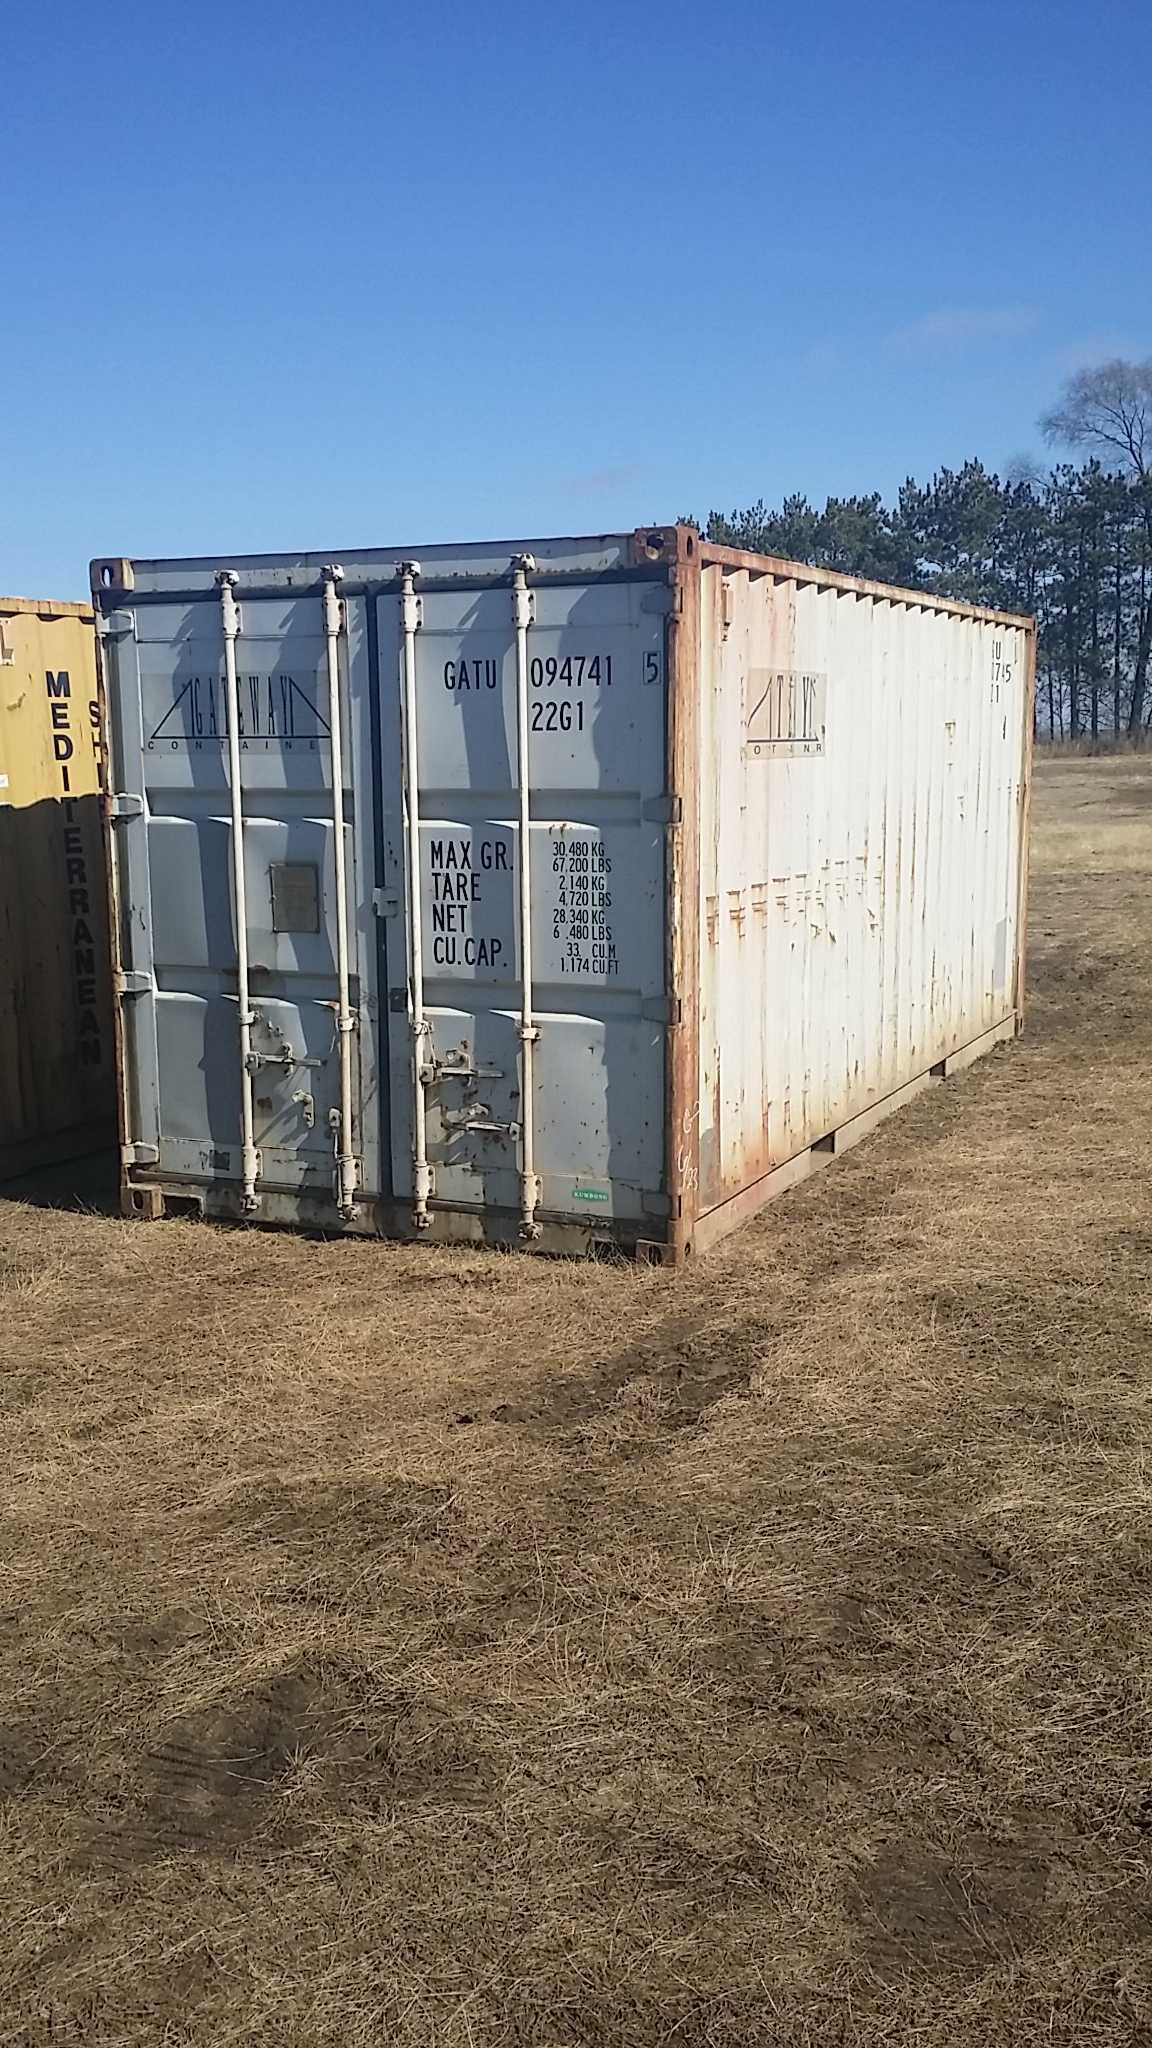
[4,0,1149,597]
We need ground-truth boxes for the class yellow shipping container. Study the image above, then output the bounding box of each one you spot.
[0,596,115,1177]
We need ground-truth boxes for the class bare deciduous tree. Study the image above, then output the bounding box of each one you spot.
[703,367,1152,745]
[1043,360,1152,731]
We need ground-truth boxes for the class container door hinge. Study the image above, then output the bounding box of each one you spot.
[117,969,154,996]
[641,1188,673,1220]
[641,994,681,1025]
[372,887,401,918]
[642,794,682,825]
[107,792,144,820]
[122,1141,160,1167]
[96,610,135,640]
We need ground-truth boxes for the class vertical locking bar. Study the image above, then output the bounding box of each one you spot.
[321,566,359,1219]
[397,562,432,1227]
[217,570,260,1212]
[510,554,541,1239]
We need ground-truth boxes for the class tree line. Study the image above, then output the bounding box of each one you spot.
[698,360,1152,741]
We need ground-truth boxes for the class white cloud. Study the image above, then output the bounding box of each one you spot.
[893,305,1041,350]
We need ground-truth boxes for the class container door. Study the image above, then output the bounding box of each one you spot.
[376,574,669,1230]
[107,590,379,1201]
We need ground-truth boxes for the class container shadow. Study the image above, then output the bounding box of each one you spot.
[0,1144,120,1215]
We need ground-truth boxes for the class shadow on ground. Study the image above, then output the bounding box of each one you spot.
[0,1146,120,1216]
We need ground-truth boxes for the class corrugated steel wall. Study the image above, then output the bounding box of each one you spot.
[0,599,116,1175]
[695,560,1030,1213]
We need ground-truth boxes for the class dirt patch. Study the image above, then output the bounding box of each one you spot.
[851,1836,1051,1970]
[115,1606,208,1663]
[132,1663,494,1850]
[374,1701,498,1809]
[142,1671,323,1847]
[467,1312,753,1434]
[0,1727,50,1797]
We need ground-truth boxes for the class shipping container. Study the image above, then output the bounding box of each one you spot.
[93,528,1033,1259]
[0,595,116,1178]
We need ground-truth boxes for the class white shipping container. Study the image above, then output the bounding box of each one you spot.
[95,527,1033,1261]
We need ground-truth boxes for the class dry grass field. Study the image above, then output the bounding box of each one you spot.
[2,755,1151,2047]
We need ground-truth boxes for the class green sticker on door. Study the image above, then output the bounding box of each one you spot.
[573,1186,610,1204]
